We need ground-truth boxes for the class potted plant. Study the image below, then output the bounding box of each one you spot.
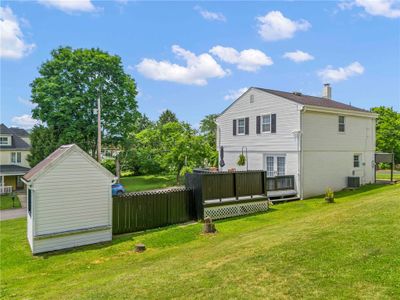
[325,188,335,203]
[237,153,246,166]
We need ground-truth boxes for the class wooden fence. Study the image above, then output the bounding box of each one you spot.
[112,188,195,234]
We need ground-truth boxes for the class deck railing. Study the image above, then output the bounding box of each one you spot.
[0,186,13,195]
[266,175,295,191]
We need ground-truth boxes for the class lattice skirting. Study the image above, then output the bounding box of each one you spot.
[204,201,269,220]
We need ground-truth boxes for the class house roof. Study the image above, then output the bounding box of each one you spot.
[0,164,31,175]
[254,87,371,113]
[0,124,31,150]
[23,144,115,183]
[9,127,29,137]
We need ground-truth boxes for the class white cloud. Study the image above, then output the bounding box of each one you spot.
[283,50,314,63]
[339,0,400,18]
[210,46,273,72]
[194,6,226,22]
[224,87,249,101]
[18,96,37,108]
[38,0,97,13]
[257,11,311,41]
[0,7,35,59]
[136,45,228,86]
[318,61,365,82]
[12,114,40,129]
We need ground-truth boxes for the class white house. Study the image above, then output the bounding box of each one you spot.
[216,84,377,199]
[22,144,115,254]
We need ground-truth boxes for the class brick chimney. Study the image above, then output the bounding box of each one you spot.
[323,83,332,99]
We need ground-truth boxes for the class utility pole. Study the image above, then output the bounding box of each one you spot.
[97,96,101,162]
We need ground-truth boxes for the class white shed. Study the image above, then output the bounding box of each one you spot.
[22,144,115,254]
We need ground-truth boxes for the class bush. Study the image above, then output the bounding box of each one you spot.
[101,159,116,174]
[325,188,335,203]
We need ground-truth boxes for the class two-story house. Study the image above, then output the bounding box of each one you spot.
[216,84,377,199]
[0,124,31,192]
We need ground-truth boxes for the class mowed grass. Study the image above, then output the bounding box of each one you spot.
[1,184,400,299]
[120,174,180,192]
[376,170,400,181]
[0,195,21,210]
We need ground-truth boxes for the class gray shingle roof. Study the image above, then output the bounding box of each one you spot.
[0,124,31,150]
[0,164,31,175]
[9,127,29,137]
[254,88,371,113]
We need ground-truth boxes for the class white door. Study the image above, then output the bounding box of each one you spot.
[265,155,286,177]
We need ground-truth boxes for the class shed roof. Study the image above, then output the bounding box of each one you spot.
[23,144,115,183]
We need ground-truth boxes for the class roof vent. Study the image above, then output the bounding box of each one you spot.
[292,92,302,96]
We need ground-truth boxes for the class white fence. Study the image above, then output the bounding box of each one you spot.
[0,186,13,195]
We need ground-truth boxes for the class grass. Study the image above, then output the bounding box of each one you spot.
[1,184,399,299]
[376,170,400,181]
[0,195,21,210]
[120,174,180,192]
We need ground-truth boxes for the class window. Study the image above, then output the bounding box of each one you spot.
[250,94,255,103]
[28,189,32,217]
[338,116,345,132]
[11,152,21,163]
[0,136,9,145]
[261,114,271,133]
[354,154,360,168]
[237,118,245,135]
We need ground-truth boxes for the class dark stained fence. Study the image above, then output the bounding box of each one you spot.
[113,188,195,234]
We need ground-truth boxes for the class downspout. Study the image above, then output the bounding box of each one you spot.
[300,106,305,200]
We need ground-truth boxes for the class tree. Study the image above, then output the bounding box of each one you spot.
[135,121,213,182]
[371,106,400,163]
[200,114,219,166]
[157,109,178,126]
[27,125,59,167]
[30,47,139,159]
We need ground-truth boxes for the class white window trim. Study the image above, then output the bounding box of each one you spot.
[237,118,246,136]
[261,114,272,133]
[338,116,345,133]
[0,136,10,145]
[353,154,361,168]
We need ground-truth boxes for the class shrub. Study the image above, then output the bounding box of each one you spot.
[325,188,335,203]
[101,159,116,174]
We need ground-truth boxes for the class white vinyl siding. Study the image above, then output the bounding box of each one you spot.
[28,147,113,254]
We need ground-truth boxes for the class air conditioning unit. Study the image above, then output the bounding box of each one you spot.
[347,176,360,188]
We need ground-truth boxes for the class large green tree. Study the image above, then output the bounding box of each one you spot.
[200,114,219,166]
[157,109,178,126]
[27,125,58,167]
[371,106,400,163]
[30,47,139,162]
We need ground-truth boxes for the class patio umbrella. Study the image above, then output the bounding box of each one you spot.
[219,146,225,167]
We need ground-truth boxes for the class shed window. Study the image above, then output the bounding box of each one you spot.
[237,118,245,135]
[261,114,271,133]
[250,94,255,103]
[338,116,345,132]
[28,189,32,216]
[354,154,360,168]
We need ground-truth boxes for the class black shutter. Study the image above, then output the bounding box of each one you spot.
[256,116,261,134]
[245,117,249,135]
[271,114,276,133]
[233,119,237,136]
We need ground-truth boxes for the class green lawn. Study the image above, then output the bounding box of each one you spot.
[120,174,180,192]
[1,184,399,299]
[376,170,400,181]
[0,195,21,210]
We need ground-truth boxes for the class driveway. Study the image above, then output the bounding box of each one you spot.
[0,192,26,221]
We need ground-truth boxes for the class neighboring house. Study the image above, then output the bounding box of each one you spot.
[216,84,377,199]
[22,144,115,254]
[0,123,31,192]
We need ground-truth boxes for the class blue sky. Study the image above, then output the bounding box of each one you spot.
[1,0,399,129]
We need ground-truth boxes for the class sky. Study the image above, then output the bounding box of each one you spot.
[1,0,400,129]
